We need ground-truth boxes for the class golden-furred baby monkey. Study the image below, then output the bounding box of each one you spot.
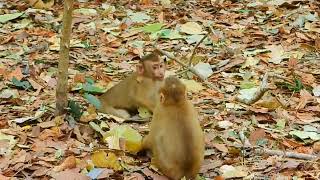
[142,76,204,180]
[98,50,166,119]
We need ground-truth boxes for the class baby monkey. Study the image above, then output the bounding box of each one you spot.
[142,76,204,180]
[98,50,166,119]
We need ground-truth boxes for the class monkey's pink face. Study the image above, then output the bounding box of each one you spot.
[137,60,166,81]
[149,61,166,81]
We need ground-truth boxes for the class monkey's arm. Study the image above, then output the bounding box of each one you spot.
[131,76,160,112]
[141,134,153,151]
[97,76,136,119]
[135,98,155,112]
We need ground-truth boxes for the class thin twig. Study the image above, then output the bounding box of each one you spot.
[175,69,189,75]
[124,116,150,123]
[188,33,209,67]
[155,48,222,92]
[236,72,269,105]
[230,144,319,161]
[193,98,224,105]
[255,149,319,160]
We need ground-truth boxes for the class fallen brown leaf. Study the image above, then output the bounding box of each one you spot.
[312,142,320,153]
[7,67,23,81]
[299,73,315,86]
[28,0,54,9]
[39,128,61,140]
[288,57,298,70]
[54,169,89,180]
[282,138,303,149]
[249,128,266,146]
[211,143,229,153]
[0,68,8,77]
[214,176,225,180]
[38,120,56,128]
[296,89,313,110]
[295,146,313,155]
[73,73,86,83]
[296,112,318,123]
[125,172,145,180]
[97,168,114,179]
[31,167,49,177]
[140,0,153,5]
[315,37,320,50]
[53,156,77,172]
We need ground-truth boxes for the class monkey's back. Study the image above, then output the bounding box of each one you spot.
[98,73,162,114]
[151,101,204,180]
[98,74,137,110]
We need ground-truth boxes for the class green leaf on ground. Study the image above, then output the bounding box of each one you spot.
[84,93,101,109]
[0,12,24,23]
[83,83,104,94]
[12,77,32,90]
[68,100,83,119]
[139,23,163,33]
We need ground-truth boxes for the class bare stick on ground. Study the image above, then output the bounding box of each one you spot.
[256,149,318,160]
[228,144,319,161]
[55,0,74,115]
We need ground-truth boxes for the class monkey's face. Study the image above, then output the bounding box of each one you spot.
[143,60,166,81]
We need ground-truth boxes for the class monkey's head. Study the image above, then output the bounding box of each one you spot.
[160,76,186,105]
[136,50,166,81]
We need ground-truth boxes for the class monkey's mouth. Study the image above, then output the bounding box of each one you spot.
[157,76,165,81]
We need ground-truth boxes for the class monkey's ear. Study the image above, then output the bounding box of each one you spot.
[160,93,165,103]
[136,64,144,75]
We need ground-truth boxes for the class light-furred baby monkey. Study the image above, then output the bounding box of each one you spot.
[97,50,166,119]
[142,76,204,180]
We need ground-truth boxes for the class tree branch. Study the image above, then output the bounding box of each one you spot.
[155,48,221,92]
[188,33,209,67]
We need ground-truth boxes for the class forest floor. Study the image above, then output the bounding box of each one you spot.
[1,0,320,179]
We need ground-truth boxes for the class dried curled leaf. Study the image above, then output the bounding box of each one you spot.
[28,0,54,9]
[53,156,77,172]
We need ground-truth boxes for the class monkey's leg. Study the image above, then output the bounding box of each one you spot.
[98,106,131,119]
[113,109,131,119]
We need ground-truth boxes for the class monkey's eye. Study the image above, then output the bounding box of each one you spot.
[153,66,158,70]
